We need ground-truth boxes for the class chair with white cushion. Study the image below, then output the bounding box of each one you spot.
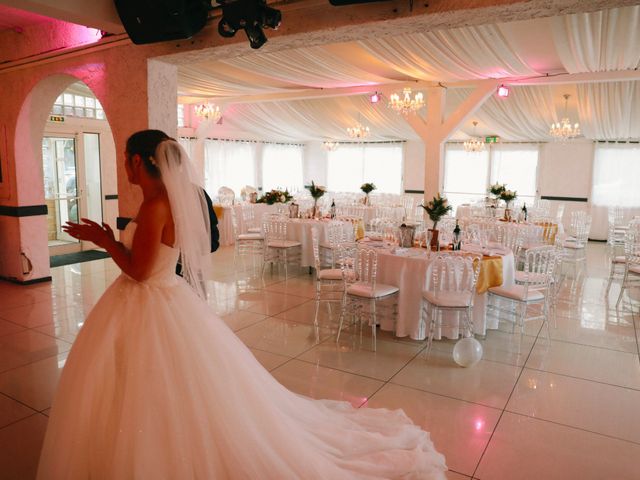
[311,229,356,331]
[337,247,399,351]
[262,220,301,279]
[616,223,640,309]
[558,214,591,279]
[422,254,481,357]
[231,207,264,269]
[489,246,556,339]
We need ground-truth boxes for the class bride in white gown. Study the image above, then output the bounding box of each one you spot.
[37,130,447,479]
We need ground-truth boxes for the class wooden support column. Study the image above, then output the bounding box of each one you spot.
[401,80,499,206]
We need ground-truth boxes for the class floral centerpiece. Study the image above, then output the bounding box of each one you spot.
[499,189,517,221]
[420,194,452,247]
[360,182,376,205]
[489,183,506,198]
[499,189,517,207]
[305,181,326,218]
[256,188,293,205]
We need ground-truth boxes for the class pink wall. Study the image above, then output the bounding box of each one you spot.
[0,40,151,282]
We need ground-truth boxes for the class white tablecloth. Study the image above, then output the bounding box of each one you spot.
[217,204,279,246]
[284,219,352,267]
[374,248,515,340]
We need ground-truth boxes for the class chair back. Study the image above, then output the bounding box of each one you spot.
[427,254,480,300]
[311,227,321,275]
[326,221,353,247]
[218,186,235,206]
[353,247,379,289]
[572,215,592,247]
[521,245,556,289]
[264,219,288,242]
[555,204,565,224]
[500,224,522,257]
[624,222,640,265]
[241,204,257,232]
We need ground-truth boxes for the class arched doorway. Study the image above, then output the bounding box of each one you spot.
[14,74,117,262]
[41,81,117,255]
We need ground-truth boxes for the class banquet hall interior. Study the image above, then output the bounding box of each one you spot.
[1,0,640,478]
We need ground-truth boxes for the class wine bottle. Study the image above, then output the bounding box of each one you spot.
[522,203,528,222]
[453,220,461,251]
[330,199,336,219]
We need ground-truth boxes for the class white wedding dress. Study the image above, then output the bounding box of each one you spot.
[38,222,447,479]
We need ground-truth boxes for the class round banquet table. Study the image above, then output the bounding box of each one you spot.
[371,245,515,340]
[216,203,279,246]
[283,219,353,267]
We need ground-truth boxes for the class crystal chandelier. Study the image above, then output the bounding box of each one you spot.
[194,103,222,122]
[464,121,486,153]
[550,94,580,141]
[388,87,425,115]
[322,140,339,151]
[347,115,370,139]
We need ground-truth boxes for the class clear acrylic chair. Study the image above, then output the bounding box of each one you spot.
[558,214,591,279]
[319,220,354,268]
[240,204,262,234]
[616,223,640,309]
[217,186,235,206]
[607,206,628,252]
[422,254,481,357]
[231,206,264,269]
[337,247,399,351]
[311,229,356,332]
[262,219,301,279]
[489,246,556,340]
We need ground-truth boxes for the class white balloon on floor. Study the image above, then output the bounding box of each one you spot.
[453,337,483,367]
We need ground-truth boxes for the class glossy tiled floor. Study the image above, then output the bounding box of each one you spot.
[0,243,639,479]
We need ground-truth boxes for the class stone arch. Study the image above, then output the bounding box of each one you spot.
[11,73,117,281]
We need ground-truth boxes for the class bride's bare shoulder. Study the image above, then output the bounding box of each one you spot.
[138,193,172,223]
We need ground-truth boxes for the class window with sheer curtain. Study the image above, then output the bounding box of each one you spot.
[443,143,539,210]
[204,140,256,196]
[327,143,403,193]
[489,144,539,204]
[443,144,490,209]
[592,144,640,207]
[262,143,304,192]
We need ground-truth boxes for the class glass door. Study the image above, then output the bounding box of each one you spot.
[42,136,80,250]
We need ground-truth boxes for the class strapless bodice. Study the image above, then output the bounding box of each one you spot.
[121,221,180,287]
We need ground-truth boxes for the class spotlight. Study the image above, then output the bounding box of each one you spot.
[497,85,510,98]
[369,92,381,104]
[217,0,282,50]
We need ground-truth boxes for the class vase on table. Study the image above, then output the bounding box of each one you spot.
[363,194,369,206]
[312,200,320,219]
[503,204,512,222]
[428,229,439,250]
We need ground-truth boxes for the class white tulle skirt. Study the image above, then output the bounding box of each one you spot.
[37,274,447,479]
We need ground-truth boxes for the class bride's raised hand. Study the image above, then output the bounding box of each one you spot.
[62,218,114,248]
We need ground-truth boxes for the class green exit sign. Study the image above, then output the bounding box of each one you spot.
[485,136,500,144]
[49,115,65,123]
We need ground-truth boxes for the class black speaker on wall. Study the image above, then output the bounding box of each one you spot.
[114,0,210,45]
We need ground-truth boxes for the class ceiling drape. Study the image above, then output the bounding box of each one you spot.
[358,24,539,81]
[577,81,640,140]
[552,5,640,73]
[447,86,557,141]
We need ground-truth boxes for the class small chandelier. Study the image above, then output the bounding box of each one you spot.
[464,121,486,153]
[388,87,425,115]
[322,140,339,151]
[347,115,370,139]
[194,103,222,122]
[550,94,580,141]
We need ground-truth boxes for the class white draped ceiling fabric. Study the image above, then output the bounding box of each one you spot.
[178,6,640,143]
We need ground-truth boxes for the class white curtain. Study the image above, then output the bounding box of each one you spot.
[590,143,640,239]
[447,86,557,141]
[327,143,403,194]
[577,81,640,140]
[204,140,257,197]
[443,143,490,210]
[489,144,540,204]
[262,144,304,192]
[552,6,640,73]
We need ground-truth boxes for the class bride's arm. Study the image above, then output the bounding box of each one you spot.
[62,198,168,281]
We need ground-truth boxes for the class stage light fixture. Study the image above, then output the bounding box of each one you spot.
[216,0,282,49]
[497,85,510,98]
[369,92,381,104]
